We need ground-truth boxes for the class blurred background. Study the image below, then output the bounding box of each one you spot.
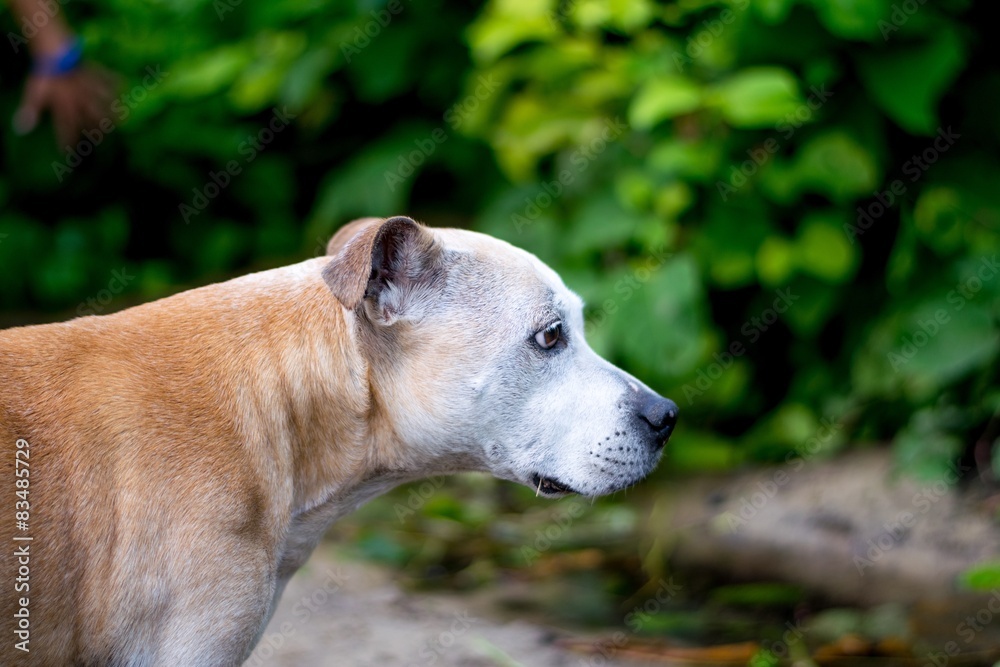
[2,0,1000,663]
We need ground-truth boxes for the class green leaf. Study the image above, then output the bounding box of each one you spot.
[697,200,776,288]
[750,649,781,667]
[611,253,707,380]
[754,0,797,24]
[167,45,253,98]
[653,182,695,220]
[792,131,879,202]
[565,192,642,257]
[473,187,566,269]
[913,186,966,254]
[614,170,655,211]
[780,279,840,336]
[959,562,1000,591]
[229,31,307,112]
[807,0,893,40]
[607,0,656,32]
[492,96,592,180]
[794,213,858,283]
[756,236,796,286]
[856,28,965,134]
[894,407,965,481]
[281,46,335,111]
[754,403,821,451]
[710,583,804,607]
[706,67,802,128]
[467,0,560,64]
[570,0,655,32]
[629,76,702,129]
[647,140,722,182]
[891,302,999,394]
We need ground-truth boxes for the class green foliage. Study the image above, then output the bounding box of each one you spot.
[461,0,997,477]
[709,582,803,608]
[958,561,1000,591]
[0,0,997,478]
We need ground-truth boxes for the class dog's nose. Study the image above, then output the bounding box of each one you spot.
[640,394,678,430]
[639,395,678,449]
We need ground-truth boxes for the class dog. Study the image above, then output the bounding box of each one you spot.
[0,216,677,665]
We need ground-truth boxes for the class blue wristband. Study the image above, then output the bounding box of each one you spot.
[33,38,83,76]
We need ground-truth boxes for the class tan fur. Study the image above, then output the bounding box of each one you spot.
[0,250,390,664]
[325,216,380,257]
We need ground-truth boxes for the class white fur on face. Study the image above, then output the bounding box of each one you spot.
[373,229,665,498]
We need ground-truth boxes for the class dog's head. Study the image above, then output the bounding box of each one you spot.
[323,216,677,497]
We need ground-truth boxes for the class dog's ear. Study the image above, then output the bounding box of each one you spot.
[325,217,381,256]
[322,216,442,325]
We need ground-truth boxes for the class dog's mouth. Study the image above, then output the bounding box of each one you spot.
[531,473,576,496]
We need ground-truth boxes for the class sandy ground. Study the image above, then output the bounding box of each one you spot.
[246,543,627,667]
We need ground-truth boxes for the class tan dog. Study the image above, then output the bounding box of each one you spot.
[0,217,677,665]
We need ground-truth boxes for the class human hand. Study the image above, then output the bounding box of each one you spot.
[13,63,119,147]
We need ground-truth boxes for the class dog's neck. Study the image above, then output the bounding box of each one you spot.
[230,263,398,511]
[213,260,427,574]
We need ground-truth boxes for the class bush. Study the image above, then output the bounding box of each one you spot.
[1,0,996,479]
[461,0,999,479]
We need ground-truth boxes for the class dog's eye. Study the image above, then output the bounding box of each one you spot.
[534,322,562,350]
